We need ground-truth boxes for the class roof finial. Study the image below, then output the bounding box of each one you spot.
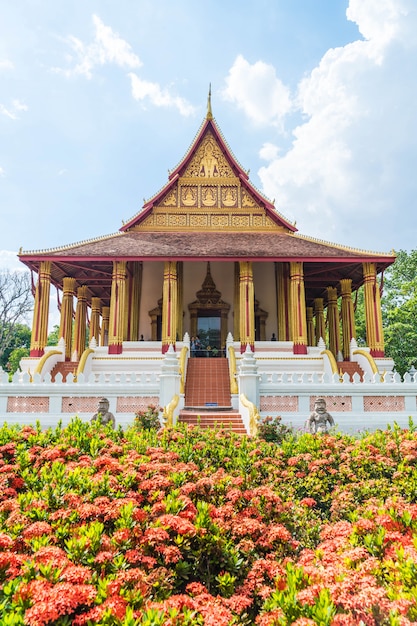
[206,83,213,120]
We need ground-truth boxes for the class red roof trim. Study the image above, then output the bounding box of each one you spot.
[19,254,395,264]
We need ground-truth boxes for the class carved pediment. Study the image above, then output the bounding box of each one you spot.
[183,131,235,179]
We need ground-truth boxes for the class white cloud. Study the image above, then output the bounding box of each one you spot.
[0,59,14,71]
[0,250,26,272]
[254,0,417,250]
[0,99,28,120]
[128,73,196,117]
[221,54,292,128]
[347,0,414,46]
[259,143,280,161]
[54,14,141,79]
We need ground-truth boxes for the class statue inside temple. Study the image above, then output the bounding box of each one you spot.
[306,397,335,434]
[91,397,115,428]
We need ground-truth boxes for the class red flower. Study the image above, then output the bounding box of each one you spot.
[22,522,53,539]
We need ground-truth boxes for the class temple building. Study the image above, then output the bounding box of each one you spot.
[14,92,397,431]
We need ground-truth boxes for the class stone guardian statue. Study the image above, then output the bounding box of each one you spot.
[307,397,335,433]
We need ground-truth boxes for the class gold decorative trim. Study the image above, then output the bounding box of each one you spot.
[135,207,282,232]
[179,176,240,186]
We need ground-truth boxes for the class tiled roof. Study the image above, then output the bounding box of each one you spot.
[21,230,394,262]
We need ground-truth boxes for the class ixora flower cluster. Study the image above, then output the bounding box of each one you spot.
[1,417,417,624]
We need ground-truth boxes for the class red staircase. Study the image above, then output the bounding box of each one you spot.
[51,362,79,382]
[337,361,364,382]
[179,358,246,434]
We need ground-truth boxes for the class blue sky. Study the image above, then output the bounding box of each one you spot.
[1,0,416,274]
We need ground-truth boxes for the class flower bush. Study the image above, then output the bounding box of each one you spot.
[257,415,294,443]
[134,404,161,431]
[1,417,417,623]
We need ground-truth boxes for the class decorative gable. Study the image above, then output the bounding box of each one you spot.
[124,114,296,234]
[182,130,236,179]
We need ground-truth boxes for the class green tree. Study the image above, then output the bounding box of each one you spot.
[0,323,31,372]
[0,270,32,368]
[354,286,366,346]
[47,324,60,346]
[380,249,417,378]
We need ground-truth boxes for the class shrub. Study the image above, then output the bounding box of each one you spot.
[257,415,293,443]
[134,404,162,430]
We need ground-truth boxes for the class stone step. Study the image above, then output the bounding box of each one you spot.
[337,361,364,381]
[184,357,231,407]
[51,362,79,382]
[178,410,246,434]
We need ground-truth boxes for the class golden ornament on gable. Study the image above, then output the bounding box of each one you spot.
[190,214,208,227]
[201,186,217,207]
[221,187,237,207]
[181,186,197,207]
[162,190,177,206]
[183,132,234,179]
[232,215,250,228]
[241,190,257,208]
[156,214,167,226]
[168,214,187,227]
[211,215,229,228]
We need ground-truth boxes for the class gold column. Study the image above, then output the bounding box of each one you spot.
[239,261,255,352]
[177,261,183,342]
[363,262,385,357]
[289,262,307,354]
[162,261,178,353]
[71,286,88,360]
[108,261,127,354]
[30,261,51,357]
[306,306,315,347]
[326,286,340,359]
[58,277,75,360]
[234,262,240,340]
[314,298,326,345]
[125,262,142,341]
[90,297,101,345]
[340,278,356,360]
[276,262,292,341]
[101,306,110,347]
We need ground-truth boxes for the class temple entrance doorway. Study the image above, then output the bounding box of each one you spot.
[197,314,222,356]
[188,263,230,355]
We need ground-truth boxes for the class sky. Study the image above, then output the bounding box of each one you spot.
[1,0,416,276]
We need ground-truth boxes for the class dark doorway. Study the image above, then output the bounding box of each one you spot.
[197,314,221,355]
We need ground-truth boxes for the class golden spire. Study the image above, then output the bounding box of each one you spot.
[206,83,213,120]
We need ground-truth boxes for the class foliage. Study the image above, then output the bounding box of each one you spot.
[2,420,417,623]
[353,286,367,346]
[47,325,60,347]
[381,249,417,377]
[0,324,31,373]
[134,404,162,431]
[0,270,32,366]
[257,415,294,443]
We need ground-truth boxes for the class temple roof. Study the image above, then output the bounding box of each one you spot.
[19,230,396,263]
[18,91,396,307]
